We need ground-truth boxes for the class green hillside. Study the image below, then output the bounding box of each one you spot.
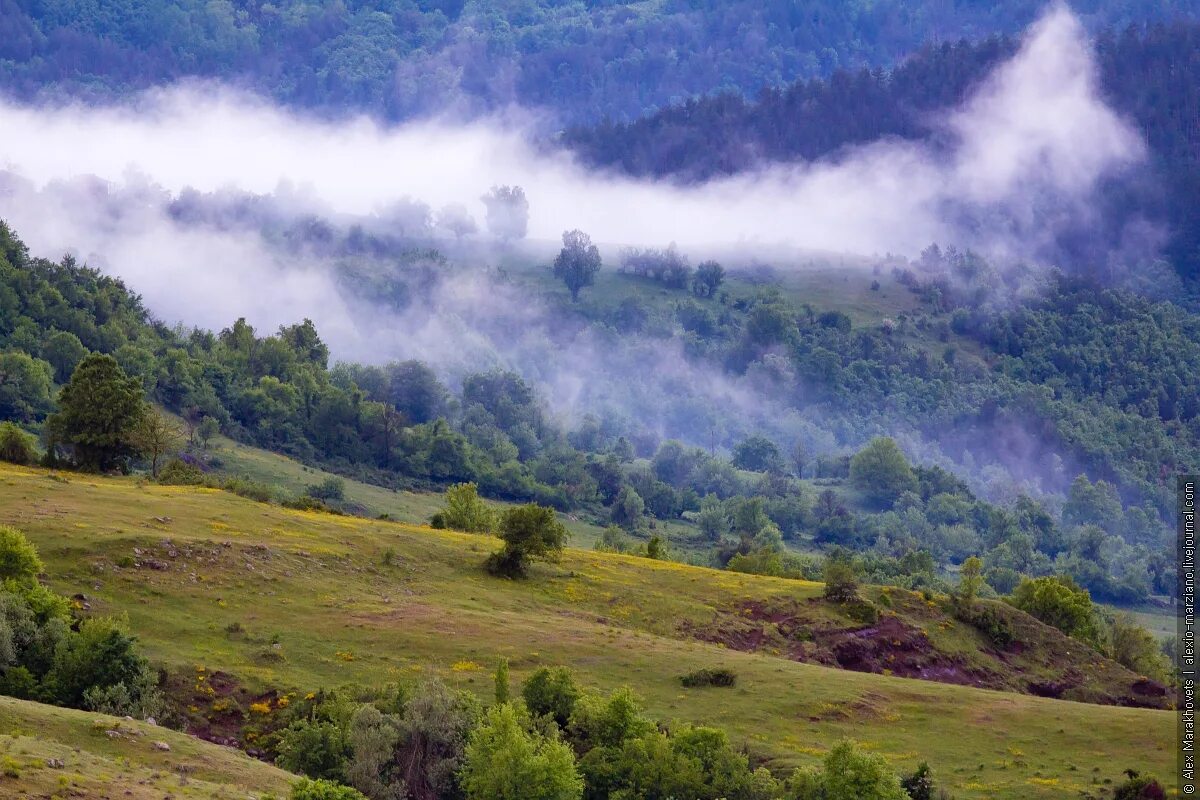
[0,462,1173,800]
[0,695,292,799]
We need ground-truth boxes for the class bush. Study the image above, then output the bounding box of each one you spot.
[221,477,276,504]
[822,553,859,603]
[679,668,736,688]
[44,617,157,711]
[156,457,205,485]
[306,477,346,502]
[276,719,351,782]
[440,482,496,534]
[900,762,936,800]
[0,525,43,583]
[486,504,568,578]
[283,495,342,514]
[787,740,908,800]
[522,667,580,728]
[842,599,880,626]
[1009,575,1101,646]
[0,422,37,465]
[291,779,368,800]
[955,602,1016,648]
[460,703,583,800]
[1112,770,1166,800]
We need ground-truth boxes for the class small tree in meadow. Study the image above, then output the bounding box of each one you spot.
[486,504,568,578]
[197,416,220,450]
[441,483,497,534]
[958,556,984,604]
[1009,575,1102,646]
[0,525,43,583]
[552,229,601,302]
[130,407,184,478]
[522,667,579,729]
[822,551,859,603]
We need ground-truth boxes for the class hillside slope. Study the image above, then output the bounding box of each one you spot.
[0,695,291,798]
[0,463,1174,800]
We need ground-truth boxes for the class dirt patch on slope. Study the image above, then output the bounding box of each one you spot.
[682,594,1171,708]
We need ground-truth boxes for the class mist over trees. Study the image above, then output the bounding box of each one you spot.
[481,186,529,242]
[0,211,1184,608]
[552,230,601,302]
[564,21,1200,283]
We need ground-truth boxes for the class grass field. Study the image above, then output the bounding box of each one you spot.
[0,695,292,799]
[205,433,625,547]
[0,462,1175,799]
[209,433,708,556]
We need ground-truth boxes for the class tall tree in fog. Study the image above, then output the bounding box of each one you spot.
[552,229,601,302]
[436,203,478,241]
[481,186,529,243]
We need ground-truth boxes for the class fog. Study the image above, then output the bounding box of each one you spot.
[0,6,1154,502]
[0,6,1141,259]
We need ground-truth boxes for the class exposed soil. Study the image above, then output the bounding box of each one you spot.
[682,594,1171,709]
[163,667,282,756]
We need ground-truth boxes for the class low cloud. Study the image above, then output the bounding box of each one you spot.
[0,6,1154,499]
[0,6,1143,261]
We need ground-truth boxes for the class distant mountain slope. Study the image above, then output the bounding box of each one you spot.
[0,0,1192,123]
[564,20,1200,281]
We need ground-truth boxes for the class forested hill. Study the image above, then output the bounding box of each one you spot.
[0,0,1192,124]
[564,20,1200,283]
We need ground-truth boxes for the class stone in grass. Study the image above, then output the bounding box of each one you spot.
[153,741,171,752]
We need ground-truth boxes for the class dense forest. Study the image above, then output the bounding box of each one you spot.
[0,0,1194,124]
[564,20,1200,283]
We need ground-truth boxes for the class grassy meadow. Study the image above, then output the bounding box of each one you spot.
[0,462,1174,800]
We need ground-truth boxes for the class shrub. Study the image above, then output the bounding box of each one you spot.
[522,667,580,728]
[276,719,351,782]
[440,482,496,534]
[1112,770,1166,800]
[44,617,157,711]
[0,422,37,465]
[460,703,583,800]
[0,666,37,699]
[0,525,43,583]
[291,779,368,800]
[955,602,1015,648]
[486,504,568,578]
[1108,613,1171,682]
[644,534,667,560]
[1009,575,1101,646]
[842,599,879,626]
[221,477,275,503]
[822,553,859,603]
[306,477,346,502]
[900,761,935,800]
[787,740,908,800]
[679,668,736,688]
[156,458,205,485]
[283,495,342,514]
